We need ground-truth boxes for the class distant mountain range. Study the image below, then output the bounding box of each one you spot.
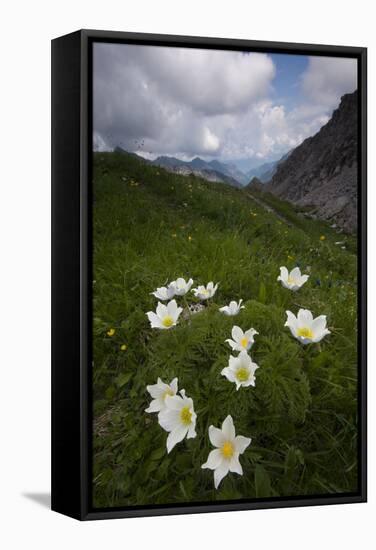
[266,90,358,232]
[246,152,291,183]
[114,148,245,188]
[151,155,246,187]
[113,148,291,188]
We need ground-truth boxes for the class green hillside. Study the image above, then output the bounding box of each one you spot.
[92,151,358,508]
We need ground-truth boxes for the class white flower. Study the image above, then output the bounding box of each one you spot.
[219,299,245,316]
[146,299,183,329]
[192,281,218,300]
[225,325,258,352]
[158,389,197,453]
[170,277,193,296]
[221,351,259,390]
[145,377,178,413]
[285,309,330,345]
[150,284,175,301]
[277,266,309,291]
[201,415,251,489]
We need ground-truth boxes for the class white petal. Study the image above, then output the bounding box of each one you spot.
[165,394,184,411]
[145,399,163,413]
[297,308,313,325]
[167,299,178,316]
[228,354,239,370]
[312,328,331,343]
[290,266,301,279]
[234,435,252,454]
[187,424,197,439]
[312,315,327,334]
[214,462,230,489]
[229,454,243,475]
[146,382,163,399]
[222,415,235,441]
[170,377,178,394]
[209,425,225,447]
[244,328,258,340]
[278,266,288,281]
[166,424,187,453]
[221,367,236,383]
[225,338,237,350]
[156,302,167,318]
[231,325,243,341]
[238,350,252,368]
[146,311,163,328]
[151,290,164,300]
[158,408,180,431]
[202,449,223,470]
[241,377,255,388]
[285,310,297,328]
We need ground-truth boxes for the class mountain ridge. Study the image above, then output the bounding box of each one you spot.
[266,91,358,232]
[152,155,247,186]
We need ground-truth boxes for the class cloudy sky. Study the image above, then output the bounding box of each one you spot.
[93,43,357,170]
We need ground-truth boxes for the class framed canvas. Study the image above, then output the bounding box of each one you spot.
[51,29,367,520]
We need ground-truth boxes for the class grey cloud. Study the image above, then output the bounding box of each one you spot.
[93,43,358,163]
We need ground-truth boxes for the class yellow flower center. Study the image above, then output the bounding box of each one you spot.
[163,388,174,400]
[221,441,234,459]
[287,277,296,285]
[236,367,249,382]
[180,406,192,426]
[297,327,313,339]
[240,337,248,348]
[162,315,174,328]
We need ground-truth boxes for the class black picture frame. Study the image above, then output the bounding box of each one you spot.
[51,29,367,521]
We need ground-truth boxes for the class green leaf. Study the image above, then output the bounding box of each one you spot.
[105,386,116,400]
[255,465,271,497]
[258,282,266,304]
[115,372,132,388]
[150,446,166,461]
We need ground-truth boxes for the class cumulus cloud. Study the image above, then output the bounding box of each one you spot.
[93,43,358,165]
[302,56,358,109]
[93,43,275,158]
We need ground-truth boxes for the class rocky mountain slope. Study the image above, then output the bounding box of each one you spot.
[267,91,358,232]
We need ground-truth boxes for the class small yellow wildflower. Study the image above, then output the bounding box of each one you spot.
[188,236,193,241]
[120,344,127,351]
[320,235,326,241]
[107,328,115,337]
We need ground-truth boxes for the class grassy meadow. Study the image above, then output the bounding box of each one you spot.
[92,151,358,508]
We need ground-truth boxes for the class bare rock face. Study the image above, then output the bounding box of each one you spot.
[267,91,358,232]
